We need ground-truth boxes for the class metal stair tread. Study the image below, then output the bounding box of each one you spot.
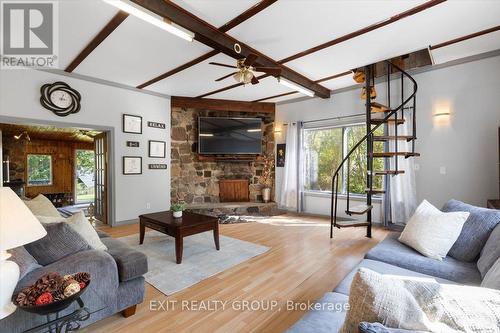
[345,204,373,215]
[370,118,405,125]
[371,152,421,158]
[374,170,405,175]
[373,135,415,141]
[335,220,371,228]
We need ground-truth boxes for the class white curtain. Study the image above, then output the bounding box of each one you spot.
[280,123,299,210]
[388,113,417,224]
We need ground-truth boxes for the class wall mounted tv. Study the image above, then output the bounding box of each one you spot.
[198,117,263,155]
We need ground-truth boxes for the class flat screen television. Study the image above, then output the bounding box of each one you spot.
[198,117,262,154]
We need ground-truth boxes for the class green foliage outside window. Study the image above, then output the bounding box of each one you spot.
[303,124,384,195]
[27,154,52,186]
[76,150,95,203]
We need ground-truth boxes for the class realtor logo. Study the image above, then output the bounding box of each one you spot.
[1,1,58,69]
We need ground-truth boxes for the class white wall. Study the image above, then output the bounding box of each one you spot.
[0,69,171,224]
[276,55,500,218]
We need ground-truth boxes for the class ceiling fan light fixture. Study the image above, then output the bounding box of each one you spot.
[278,77,314,97]
[242,70,254,84]
[233,72,244,83]
[102,0,194,42]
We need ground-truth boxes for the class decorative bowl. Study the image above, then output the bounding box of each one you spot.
[16,281,91,315]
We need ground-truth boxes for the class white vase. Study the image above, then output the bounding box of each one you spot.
[262,188,271,203]
[173,210,183,218]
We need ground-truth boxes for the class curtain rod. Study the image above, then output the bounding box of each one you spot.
[282,112,365,126]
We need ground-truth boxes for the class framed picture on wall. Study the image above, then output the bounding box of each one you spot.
[123,114,142,134]
[148,140,166,158]
[276,144,286,167]
[123,156,142,175]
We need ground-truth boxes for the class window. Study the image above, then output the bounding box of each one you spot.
[303,123,384,195]
[27,154,53,186]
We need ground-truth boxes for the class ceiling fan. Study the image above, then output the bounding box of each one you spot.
[209,53,282,85]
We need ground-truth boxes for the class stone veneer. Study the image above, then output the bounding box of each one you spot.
[170,107,275,204]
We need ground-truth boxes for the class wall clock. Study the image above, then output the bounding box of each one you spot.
[40,81,81,117]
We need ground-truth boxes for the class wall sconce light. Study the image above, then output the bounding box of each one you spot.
[433,106,451,126]
[274,126,282,134]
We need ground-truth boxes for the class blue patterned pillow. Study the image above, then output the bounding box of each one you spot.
[442,200,500,262]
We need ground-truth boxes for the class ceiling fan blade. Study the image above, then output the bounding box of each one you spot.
[243,53,258,66]
[215,72,238,82]
[254,67,282,76]
[251,76,259,85]
[209,62,237,69]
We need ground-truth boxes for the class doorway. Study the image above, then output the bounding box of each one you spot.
[75,149,95,204]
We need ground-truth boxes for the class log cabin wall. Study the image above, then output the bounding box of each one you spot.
[2,137,93,198]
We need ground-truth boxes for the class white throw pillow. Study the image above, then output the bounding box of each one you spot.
[341,268,500,333]
[23,194,60,217]
[398,200,469,260]
[37,212,107,251]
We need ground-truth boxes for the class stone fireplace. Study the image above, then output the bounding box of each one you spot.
[170,107,275,205]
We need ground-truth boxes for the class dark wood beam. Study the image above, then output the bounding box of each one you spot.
[252,91,298,103]
[171,96,275,113]
[137,50,218,89]
[131,0,330,98]
[137,0,277,89]
[65,11,129,73]
[430,25,500,50]
[278,0,446,64]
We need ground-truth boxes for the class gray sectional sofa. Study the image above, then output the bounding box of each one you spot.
[287,201,500,332]
[0,231,148,333]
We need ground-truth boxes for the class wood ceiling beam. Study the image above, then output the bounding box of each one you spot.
[278,0,446,64]
[137,0,277,89]
[65,11,129,73]
[430,25,500,50]
[131,0,330,98]
[171,96,275,113]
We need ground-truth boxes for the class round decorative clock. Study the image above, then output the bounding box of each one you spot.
[40,82,81,117]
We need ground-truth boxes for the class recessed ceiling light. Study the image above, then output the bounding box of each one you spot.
[102,0,194,42]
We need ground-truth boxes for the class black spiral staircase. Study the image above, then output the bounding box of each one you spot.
[330,61,419,238]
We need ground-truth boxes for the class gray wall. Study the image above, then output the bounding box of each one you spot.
[0,69,171,224]
[276,55,500,216]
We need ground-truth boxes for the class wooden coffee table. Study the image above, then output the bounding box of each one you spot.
[139,211,219,264]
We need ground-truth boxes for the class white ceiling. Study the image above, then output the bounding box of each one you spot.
[59,0,500,103]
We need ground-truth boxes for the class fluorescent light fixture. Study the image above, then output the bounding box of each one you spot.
[247,129,261,133]
[278,77,314,97]
[102,0,194,42]
[199,133,214,137]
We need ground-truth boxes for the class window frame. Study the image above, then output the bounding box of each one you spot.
[26,154,53,187]
[301,121,382,198]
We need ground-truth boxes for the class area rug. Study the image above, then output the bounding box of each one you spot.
[118,231,269,295]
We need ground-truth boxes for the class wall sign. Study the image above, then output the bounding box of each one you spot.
[126,141,140,147]
[149,164,168,170]
[148,121,166,129]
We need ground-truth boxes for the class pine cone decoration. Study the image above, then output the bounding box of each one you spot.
[16,286,40,306]
[52,290,66,302]
[72,272,90,284]
[34,272,64,294]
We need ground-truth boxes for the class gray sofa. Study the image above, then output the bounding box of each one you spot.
[0,231,148,333]
[287,202,500,332]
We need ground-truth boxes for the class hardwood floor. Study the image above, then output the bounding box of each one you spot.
[82,214,389,333]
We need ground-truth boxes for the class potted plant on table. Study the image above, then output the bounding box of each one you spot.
[258,154,275,203]
[171,202,186,218]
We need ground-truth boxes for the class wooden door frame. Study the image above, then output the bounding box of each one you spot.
[0,116,117,225]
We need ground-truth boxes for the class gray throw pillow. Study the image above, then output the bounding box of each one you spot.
[478,223,500,278]
[481,257,500,290]
[359,322,429,333]
[7,246,42,280]
[24,223,90,266]
[442,199,500,262]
